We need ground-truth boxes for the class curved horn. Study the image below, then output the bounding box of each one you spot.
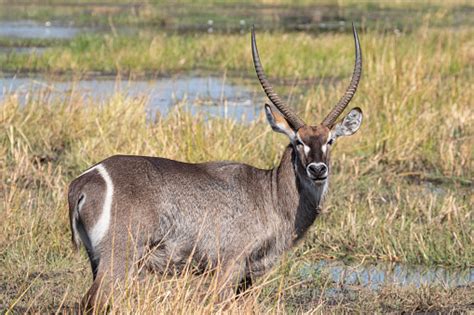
[251,26,305,130]
[321,23,362,127]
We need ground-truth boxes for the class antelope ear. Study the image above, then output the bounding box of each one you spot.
[265,104,296,141]
[333,107,363,138]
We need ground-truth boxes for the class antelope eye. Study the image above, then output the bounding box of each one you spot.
[295,140,304,147]
[327,138,334,145]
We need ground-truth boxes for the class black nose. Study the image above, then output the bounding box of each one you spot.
[307,163,328,179]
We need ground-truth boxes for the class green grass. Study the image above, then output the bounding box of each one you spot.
[1,0,472,78]
[0,3,473,313]
[2,24,473,81]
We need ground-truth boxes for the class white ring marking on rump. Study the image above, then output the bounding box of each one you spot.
[90,164,114,247]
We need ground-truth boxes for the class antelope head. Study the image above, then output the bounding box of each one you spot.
[252,24,363,185]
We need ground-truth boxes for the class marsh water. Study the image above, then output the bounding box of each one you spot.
[303,261,473,291]
[0,20,82,39]
[0,76,263,121]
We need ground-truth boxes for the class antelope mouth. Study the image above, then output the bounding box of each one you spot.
[309,175,327,183]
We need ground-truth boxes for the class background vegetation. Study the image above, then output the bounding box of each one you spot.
[0,0,472,313]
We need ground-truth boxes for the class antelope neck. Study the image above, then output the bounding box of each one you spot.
[270,146,326,239]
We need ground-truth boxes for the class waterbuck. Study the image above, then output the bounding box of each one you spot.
[68,25,363,310]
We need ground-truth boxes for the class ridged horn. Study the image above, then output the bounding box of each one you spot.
[251,26,305,130]
[321,23,362,127]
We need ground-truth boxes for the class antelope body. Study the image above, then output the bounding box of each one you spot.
[68,25,364,310]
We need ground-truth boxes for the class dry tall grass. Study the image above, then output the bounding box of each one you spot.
[1,24,473,313]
